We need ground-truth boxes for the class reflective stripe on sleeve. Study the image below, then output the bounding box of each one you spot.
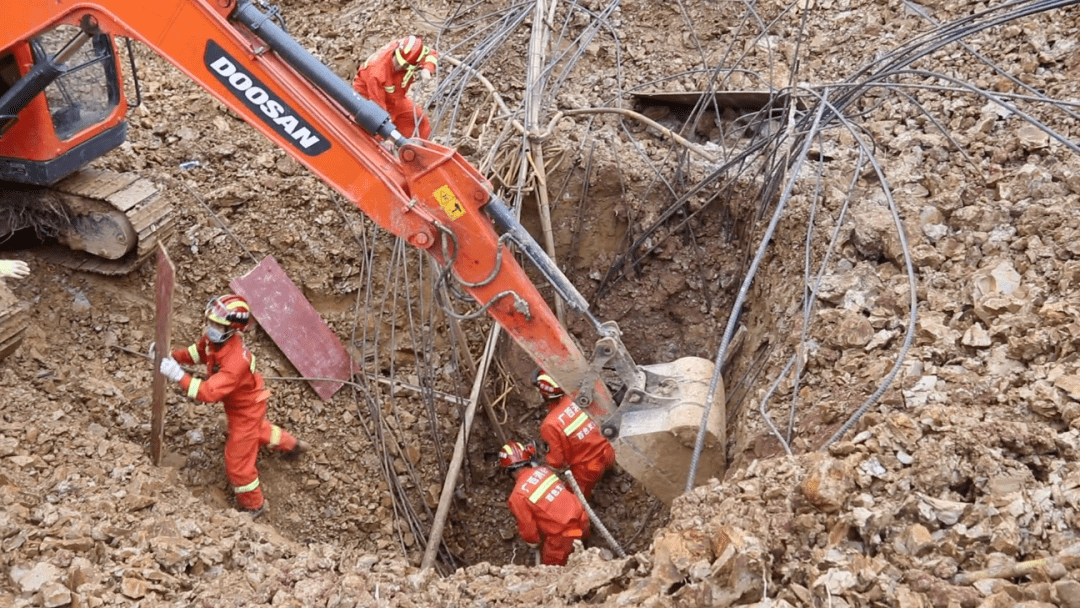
[234,478,260,494]
[268,425,282,448]
[186,378,201,399]
[563,412,589,436]
[529,473,559,503]
[384,85,396,93]
[188,344,201,364]
[250,354,256,373]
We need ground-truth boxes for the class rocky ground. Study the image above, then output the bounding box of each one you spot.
[4,0,1080,606]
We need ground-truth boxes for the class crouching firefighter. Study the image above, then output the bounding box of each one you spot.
[500,440,590,566]
[156,294,303,516]
[534,371,616,500]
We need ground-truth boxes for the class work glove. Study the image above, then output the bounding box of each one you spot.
[419,69,432,82]
[159,357,185,382]
[525,542,539,549]
[0,260,30,279]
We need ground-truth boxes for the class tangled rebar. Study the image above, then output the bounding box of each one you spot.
[171,0,1080,572]
[338,0,1080,568]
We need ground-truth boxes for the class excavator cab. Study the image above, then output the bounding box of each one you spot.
[0,23,126,182]
[0,20,172,274]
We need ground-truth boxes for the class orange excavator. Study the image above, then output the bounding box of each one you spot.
[0,0,724,503]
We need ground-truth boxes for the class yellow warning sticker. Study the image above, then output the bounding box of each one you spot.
[433,185,466,220]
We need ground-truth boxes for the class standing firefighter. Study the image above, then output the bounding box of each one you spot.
[157,294,303,516]
[534,372,616,500]
[351,35,439,139]
[500,440,590,566]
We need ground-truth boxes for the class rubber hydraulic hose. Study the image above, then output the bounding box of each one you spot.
[483,196,593,318]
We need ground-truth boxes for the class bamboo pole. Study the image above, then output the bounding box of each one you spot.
[421,326,501,570]
[953,554,1080,585]
[524,0,564,325]
[559,108,718,163]
[437,276,508,447]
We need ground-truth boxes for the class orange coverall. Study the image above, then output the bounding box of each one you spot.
[540,395,616,500]
[507,464,590,566]
[171,334,298,511]
[351,39,437,139]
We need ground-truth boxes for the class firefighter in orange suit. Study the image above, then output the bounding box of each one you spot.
[534,372,616,500]
[158,294,302,516]
[351,35,439,139]
[500,441,590,566]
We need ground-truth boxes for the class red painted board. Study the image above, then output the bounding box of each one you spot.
[230,256,353,400]
[151,244,175,466]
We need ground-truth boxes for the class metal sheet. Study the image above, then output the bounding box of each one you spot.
[230,255,353,400]
[631,89,805,111]
[151,244,175,466]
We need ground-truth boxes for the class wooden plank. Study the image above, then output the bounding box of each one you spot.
[230,256,353,400]
[151,244,175,466]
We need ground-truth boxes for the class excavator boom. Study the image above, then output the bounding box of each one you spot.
[2,0,726,503]
[5,0,606,403]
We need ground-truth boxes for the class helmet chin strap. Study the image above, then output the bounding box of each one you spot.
[401,64,419,86]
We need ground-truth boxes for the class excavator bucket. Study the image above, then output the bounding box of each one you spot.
[604,356,725,504]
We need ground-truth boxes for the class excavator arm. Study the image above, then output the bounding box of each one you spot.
[6,0,725,503]
[9,0,609,408]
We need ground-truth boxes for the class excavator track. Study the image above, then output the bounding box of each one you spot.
[0,168,174,361]
[33,168,177,275]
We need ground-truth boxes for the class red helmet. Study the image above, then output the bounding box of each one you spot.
[394,36,425,66]
[205,294,253,331]
[532,370,564,400]
[498,441,536,469]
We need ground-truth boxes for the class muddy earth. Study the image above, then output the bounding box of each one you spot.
[5,0,1080,606]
